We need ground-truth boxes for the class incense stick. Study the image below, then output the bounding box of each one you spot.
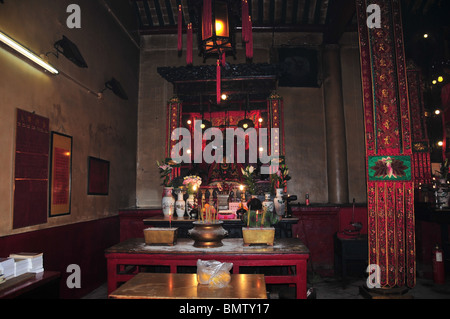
[261,207,266,229]
[247,204,251,229]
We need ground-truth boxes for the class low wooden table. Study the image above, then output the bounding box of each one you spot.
[105,237,309,299]
[109,273,267,299]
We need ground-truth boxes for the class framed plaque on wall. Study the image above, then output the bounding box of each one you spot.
[13,109,49,228]
[87,156,110,195]
[49,132,72,217]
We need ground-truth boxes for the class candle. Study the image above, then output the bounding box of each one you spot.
[210,206,216,223]
[169,212,172,229]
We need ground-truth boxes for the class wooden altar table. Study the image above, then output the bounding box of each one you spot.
[105,238,309,299]
[109,273,267,299]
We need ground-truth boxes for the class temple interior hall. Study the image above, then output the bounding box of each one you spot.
[0,0,450,306]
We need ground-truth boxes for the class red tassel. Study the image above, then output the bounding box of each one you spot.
[177,5,182,52]
[242,0,249,42]
[187,23,193,65]
[216,59,221,105]
[202,0,212,39]
[221,52,226,67]
[246,16,253,59]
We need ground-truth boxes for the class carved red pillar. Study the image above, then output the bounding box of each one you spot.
[357,0,415,288]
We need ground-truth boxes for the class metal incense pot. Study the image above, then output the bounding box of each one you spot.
[188,221,228,248]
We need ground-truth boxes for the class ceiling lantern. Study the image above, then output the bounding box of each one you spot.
[177,0,253,105]
[199,0,234,62]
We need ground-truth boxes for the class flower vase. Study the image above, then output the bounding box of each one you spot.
[262,193,274,214]
[274,188,285,216]
[175,190,185,219]
[186,193,195,216]
[162,187,175,217]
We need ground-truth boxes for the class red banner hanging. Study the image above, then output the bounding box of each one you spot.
[177,5,182,52]
[242,0,249,43]
[245,16,253,59]
[202,0,212,40]
[187,23,193,65]
[166,97,183,158]
[216,59,221,104]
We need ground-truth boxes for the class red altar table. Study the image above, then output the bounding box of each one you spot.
[105,237,309,299]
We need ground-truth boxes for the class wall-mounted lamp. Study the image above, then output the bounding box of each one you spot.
[53,35,88,68]
[100,78,128,100]
[0,30,59,74]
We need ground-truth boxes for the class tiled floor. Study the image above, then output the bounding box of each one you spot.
[82,274,450,299]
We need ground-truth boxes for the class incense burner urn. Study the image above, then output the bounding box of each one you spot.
[188,221,228,248]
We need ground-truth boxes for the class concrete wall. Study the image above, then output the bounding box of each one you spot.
[136,31,366,206]
[0,0,139,236]
[340,33,366,203]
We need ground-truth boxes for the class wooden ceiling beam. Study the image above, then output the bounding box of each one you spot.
[138,23,331,35]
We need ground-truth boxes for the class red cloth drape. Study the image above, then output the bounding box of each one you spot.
[221,52,226,67]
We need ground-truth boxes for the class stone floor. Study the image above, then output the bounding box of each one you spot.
[308,275,450,299]
[82,274,450,299]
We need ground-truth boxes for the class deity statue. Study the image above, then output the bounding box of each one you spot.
[207,156,243,185]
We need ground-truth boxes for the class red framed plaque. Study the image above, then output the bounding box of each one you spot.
[49,132,72,217]
[13,109,49,228]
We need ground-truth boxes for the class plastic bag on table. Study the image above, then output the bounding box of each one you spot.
[196,259,233,288]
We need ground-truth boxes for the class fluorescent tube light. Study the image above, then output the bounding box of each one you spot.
[0,31,59,74]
